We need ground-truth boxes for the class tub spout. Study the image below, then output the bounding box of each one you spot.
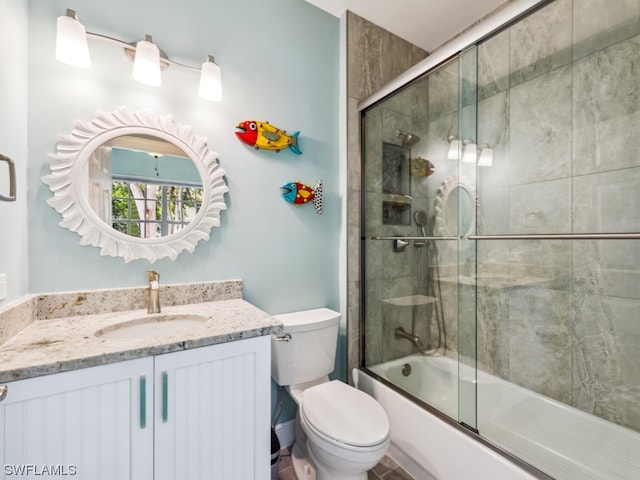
[395,327,425,351]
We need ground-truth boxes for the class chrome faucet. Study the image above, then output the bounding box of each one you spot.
[395,327,425,351]
[147,270,161,314]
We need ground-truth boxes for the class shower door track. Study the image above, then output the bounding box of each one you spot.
[370,233,640,241]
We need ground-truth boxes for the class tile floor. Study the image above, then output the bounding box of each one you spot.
[276,449,415,480]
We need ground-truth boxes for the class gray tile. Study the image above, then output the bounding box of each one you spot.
[572,240,640,299]
[381,466,415,479]
[428,59,459,121]
[572,35,640,176]
[573,0,640,60]
[508,288,572,403]
[508,179,571,234]
[572,293,640,431]
[477,91,509,192]
[572,168,640,233]
[372,453,399,476]
[509,65,572,186]
[478,29,510,100]
[509,0,572,87]
[279,454,414,480]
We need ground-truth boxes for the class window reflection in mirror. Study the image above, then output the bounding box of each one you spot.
[87,134,203,239]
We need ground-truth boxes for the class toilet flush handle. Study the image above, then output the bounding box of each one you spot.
[273,333,292,342]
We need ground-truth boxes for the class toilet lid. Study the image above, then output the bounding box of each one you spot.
[301,380,389,447]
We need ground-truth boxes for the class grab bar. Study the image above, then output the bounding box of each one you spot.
[0,154,16,202]
[468,233,640,240]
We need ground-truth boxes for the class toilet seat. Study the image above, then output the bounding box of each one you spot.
[300,380,389,448]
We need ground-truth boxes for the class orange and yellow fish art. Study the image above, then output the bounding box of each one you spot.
[280,179,323,215]
[235,120,302,154]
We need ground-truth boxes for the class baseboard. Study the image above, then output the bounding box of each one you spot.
[275,420,295,449]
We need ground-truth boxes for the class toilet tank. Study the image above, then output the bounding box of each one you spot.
[271,308,341,386]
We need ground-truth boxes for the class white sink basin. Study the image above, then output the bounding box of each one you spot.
[95,313,209,339]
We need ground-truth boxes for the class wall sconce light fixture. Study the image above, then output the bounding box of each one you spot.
[55,9,222,101]
[131,35,162,87]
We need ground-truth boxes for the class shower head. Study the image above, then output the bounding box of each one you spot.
[395,129,421,148]
[414,210,428,237]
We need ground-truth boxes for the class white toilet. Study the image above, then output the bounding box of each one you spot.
[271,308,390,480]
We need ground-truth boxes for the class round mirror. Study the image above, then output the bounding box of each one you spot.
[91,134,204,239]
[42,107,228,263]
[434,175,477,239]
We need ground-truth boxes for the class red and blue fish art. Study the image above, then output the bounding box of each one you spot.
[280,179,322,215]
[235,120,301,154]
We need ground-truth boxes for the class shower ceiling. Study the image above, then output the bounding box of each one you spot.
[304,0,510,51]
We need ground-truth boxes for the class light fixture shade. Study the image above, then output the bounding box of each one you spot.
[56,11,91,68]
[199,56,222,102]
[478,147,494,167]
[132,35,161,87]
[447,138,461,160]
[462,142,477,163]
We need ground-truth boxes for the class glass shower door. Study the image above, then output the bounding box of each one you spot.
[361,50,479,430]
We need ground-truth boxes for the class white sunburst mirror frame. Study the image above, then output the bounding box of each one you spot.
[42,107,228,263]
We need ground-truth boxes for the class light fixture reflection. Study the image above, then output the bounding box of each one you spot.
[132,35,162,87]
[199,56,222,102]
[447,136,461,160]
[56,9,91,68]
[478,146,494,167]
[462,141,477,163]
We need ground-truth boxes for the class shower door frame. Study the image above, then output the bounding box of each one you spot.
[357,1,556,479]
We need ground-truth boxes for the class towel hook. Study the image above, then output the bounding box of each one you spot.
[0,154,16,202]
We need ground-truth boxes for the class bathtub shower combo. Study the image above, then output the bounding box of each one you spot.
[358,0,640,479]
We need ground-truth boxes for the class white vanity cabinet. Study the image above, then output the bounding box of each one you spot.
[154,336,270,480]
[0,356,155,479]
[0,335,270,480]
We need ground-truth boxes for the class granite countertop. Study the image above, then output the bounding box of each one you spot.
[0,283,282,383]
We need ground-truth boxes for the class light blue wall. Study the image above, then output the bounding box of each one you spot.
[18,0,340,424]
[0,0,29,303]
[26,0,340,315]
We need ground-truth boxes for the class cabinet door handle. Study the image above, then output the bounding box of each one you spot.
[139,376,146,429]
[161,371,168,423]
[0,385,7,401]
[0,154,16,202]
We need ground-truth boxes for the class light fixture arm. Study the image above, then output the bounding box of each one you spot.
[56,8,221,101]
[85,32,204,72]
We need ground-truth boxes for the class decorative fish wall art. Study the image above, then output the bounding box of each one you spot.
[235,120,302,154]
[281,179,323,215]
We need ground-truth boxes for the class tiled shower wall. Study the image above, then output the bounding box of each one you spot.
[359,0,640,434]
[474,0,640,433]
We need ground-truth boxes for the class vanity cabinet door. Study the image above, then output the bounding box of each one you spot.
[0,357,154,480]
[154,336,270,480]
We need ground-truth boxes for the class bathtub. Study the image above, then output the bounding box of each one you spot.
[357,354,640,480]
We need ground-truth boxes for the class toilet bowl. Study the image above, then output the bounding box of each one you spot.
[271,309,390,480]
[298,380,390,479]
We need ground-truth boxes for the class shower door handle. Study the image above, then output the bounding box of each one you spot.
[370,235,459,241]
[0,154,16,202]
